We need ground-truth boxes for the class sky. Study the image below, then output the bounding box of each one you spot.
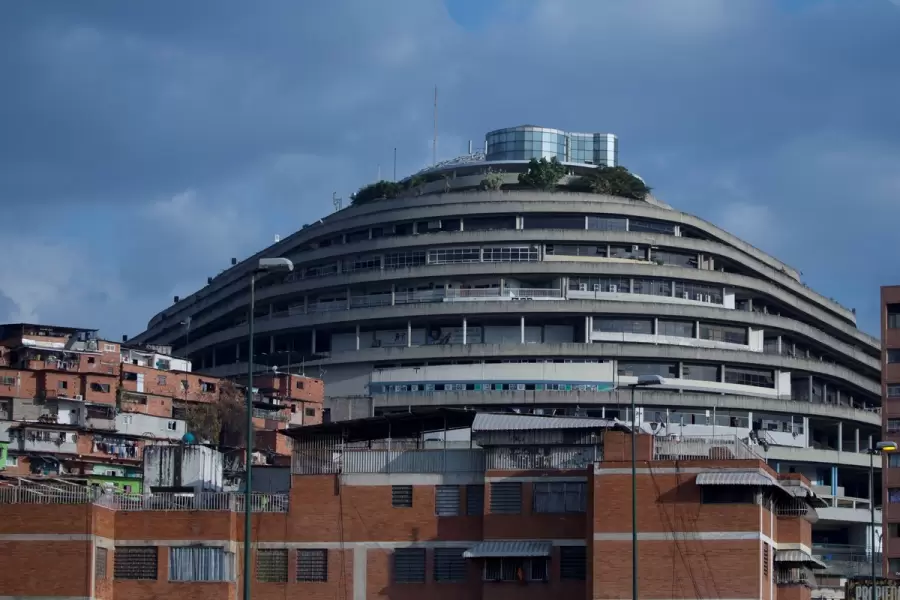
[1,0,900,339]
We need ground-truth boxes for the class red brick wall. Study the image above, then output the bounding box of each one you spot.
[251,548,353,600]
[121,364,220,404]
[0,540,92,597]
[120,393,173,418]
[84,373,118,404]
[40,370,83,399]
[484,477,585,540]
[0,368,36,399]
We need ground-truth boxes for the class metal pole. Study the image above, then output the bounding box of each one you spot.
[244,273,256,600]
[871,449,876,595]
[631,384,638,600]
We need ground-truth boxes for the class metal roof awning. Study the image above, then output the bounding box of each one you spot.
[695,470,779,487]
[775,549,827,569]
[463,541,553,559]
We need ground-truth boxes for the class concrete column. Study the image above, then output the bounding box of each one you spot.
[747,412,753,430]
[459,219,464,232]
[823,382,828,404]
[585,317,591,343]
[391,284,396,306]
[520,316,525,344]
[355,325,360,351]
[269,336,275,354]
[269,304,274,317]
[856,428,861,453]
[346,287,352,310]
[368,228,373,240]
[629,278,634,293]
[311,329,317,354]
[747,298,753,312]
[624,217,630,231]
[378,254,385,270]
[412,222,418,234]
[836,389,842,406]
[605,244,611,258]
[719,365,726,383]
[653,318,659,336]
[407,321,412,348]
[671,282,677,297]
[869,434,874,452]
[837,421,843,452]
[462,318,467,345]
[584,216,589,230]
[776,335,782,355]
[803,417,809,448]
[808,375,814,402]
[831,466,838,497]
[697,253,703,270]
[304,295,309,314]
[695,321,701,339]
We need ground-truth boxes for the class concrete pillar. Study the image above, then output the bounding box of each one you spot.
[695,321,701,339]
[355,325,360,351]
[831,466,838,497]
[269,304,274,317]
[856,428,861,453]
[747,298,753,312]
[836,389,842,406]
[776,335,782,355]
[803,417,809,448]
[624,217,630,231]
[629,278,634,293]
[378,254,385,270]
[837,421,843,452]
[585,317,591,343]
[520,316,525,344]
[808,375,814,402]
[823,382,828,404]
[869,434,874,452]
[606,244,611,258]
[719,365,726,383]
[462,318,467,345]
[697,253,703,270]
[584,216,589,230]
[269,336,275,354]
[391,284,396,306]
[346,287,352,310]
[653,318,659,336]
[671,282,677,297]
[407,321,412,348]
[311,329,317,354]
[747,412,753,430]
[459,219,464,232]
[304,295,309,314]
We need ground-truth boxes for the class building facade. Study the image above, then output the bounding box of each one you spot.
[881,286,900,577]
[0,410,824,600]
[0,322,324,489]
[130,125,884,588]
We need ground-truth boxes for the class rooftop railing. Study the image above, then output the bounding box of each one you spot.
[653,434,763,461]
[0,487,289,512]
[293,447,485,475]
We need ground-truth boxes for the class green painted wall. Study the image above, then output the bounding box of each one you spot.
[88,474,142,494]
[0,443,7,470]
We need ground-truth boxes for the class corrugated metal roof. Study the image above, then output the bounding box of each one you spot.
[775,550,827,569]
[463,540,553,558]
[694,471,778,487]
[472,413,614,432]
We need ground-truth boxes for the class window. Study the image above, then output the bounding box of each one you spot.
[482,246,540,263]
[533,482,586,513]
[889,454,900,468]
[304,408,316,417]
[392,485,413,508]
[889,385,900,398]
[699,324,747,345]
[157,375,167,385]
[490,482,522,514]
[96,547,108,580]
[763,544,769,579]
[123,372,138,381]
[701,487,756,504]
[724,367,774,389]
[91,382,111,393]
[103,344,117,352]
[256,549,288,582]
[167,421,177,431]
[466,485,484,516]
[483,557,548,582]
[180,380,189,391]
[433,548,467,582]
[1,376,15,385]
[632,278,671,297]
[296,549,328,582]
[435,485,460,516]
[890,489,900,504]
[682,364,719,382]
[87,357,96,364]
[114,546,158,580]
[58,380,68,390]
[890,523,900,538]
[658,320,694,338]
[296,381,305,390]
[593,318,653,334]
[384,251,427,269]
[559,546,586,581]
[889,350,900,364]
[200,381,216,393]
[888,304,900,329]
[889,419,900,433]
[6,455,17,466]
[427,247,481,264]
[587,216,627,231]
[393,548,426,583]
[169,546,233,582]
[122,415,133,425]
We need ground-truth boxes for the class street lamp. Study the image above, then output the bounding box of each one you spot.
[244,257,293,600]
[626,374,665,600]
[868,440,897,596]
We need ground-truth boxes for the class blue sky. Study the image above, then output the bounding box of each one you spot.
[1,0,900,338]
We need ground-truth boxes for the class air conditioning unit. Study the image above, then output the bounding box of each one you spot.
[592,284,601,292]
[579,283,588,291]
[682,292,690,299]
[73,395,83,401]
[609,285,618,293]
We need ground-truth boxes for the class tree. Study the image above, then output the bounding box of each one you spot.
[183,380,246,445]
[481,170,505,191]
[350,180,403,205]
[517,157,566,190]
[576,165,651,200]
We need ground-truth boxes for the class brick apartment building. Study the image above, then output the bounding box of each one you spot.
[882,287,900,576]
[0,322,324,489]
[0,409,825,599]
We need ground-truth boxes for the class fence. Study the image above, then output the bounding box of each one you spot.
[653,435,763,461]
[484,446,598,470]
[0,488,289,513]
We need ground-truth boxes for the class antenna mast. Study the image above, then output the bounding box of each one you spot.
[332,192,342,212]
[433,85,438,165]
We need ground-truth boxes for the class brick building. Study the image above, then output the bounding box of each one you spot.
[0,410,824,599]
[0,322,324,488]
[882,287,900,576]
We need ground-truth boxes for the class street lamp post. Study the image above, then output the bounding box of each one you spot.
[244,257,293,600]
[626,374,665,600]
[869,440,898,596]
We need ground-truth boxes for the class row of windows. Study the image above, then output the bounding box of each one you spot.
[426,246,541,264]
[389,483,586,515]
[394,548,586,583]
[592,318,747,345]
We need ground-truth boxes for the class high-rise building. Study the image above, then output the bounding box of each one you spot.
[131,125,883,589]
[881,287,900,577]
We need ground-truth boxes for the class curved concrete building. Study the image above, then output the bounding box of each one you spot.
[133,125,883,581]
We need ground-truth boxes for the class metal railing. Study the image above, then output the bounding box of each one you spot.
[507,288,564,300]
[252,408,289,421]
[653,435,763,461]
[485,446,598,470]
[813,544,882,577]
[0,488,289,513]
[293,447,485,475]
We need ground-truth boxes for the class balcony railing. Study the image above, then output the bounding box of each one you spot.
[653,435,763,461]
[485,446,599,470]
[0,488,289,512]
[293,448,485,475]
[813,544,882,577]
[252,408,289,421]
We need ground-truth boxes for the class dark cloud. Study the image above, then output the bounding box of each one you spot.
[0,0,898,337]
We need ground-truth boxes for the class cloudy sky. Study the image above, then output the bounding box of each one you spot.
[2,0,899,338]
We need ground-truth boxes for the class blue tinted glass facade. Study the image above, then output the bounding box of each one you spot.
[484,126,617,166]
